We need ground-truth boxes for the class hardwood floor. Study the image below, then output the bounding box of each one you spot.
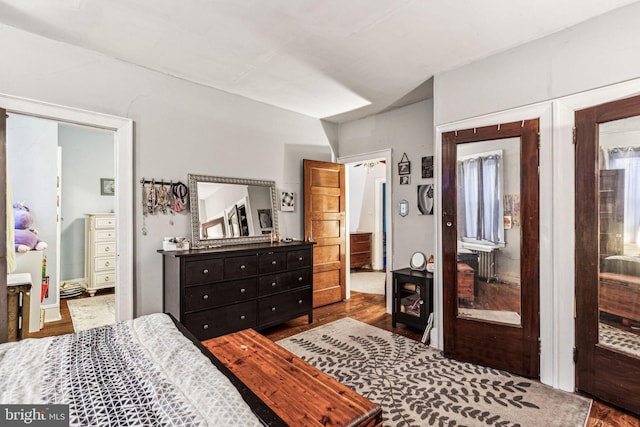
[28,288,114,339]
[261,292,640,427]
[25,290,638,425]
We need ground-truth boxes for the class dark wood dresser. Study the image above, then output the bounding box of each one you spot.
[160,241,313,340]
[350,232,372,269]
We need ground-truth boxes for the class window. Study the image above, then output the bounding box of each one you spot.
[606,146,640,246]
[457,150,504,245]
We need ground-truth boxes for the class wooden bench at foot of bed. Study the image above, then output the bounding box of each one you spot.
[203,328,382,427]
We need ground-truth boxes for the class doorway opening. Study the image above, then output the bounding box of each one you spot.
[339,149,393,312]
[7,113,117,338]
[1,92,133,344]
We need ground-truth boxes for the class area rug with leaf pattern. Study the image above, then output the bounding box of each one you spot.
[277,318,591,427]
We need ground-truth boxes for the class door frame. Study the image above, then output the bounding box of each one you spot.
[0,92,134,322]
[338,149,393,313]
[442,119,540,378]
[436,104,560,384]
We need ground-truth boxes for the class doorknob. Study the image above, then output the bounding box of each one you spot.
[446,221,453,227]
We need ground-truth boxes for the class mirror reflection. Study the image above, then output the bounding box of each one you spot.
[598,117,640,358]
[188,174,278,247]
[456,137,522,325]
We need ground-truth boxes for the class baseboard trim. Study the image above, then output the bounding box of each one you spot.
[43,305,62,323]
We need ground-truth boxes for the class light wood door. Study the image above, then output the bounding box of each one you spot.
[303,159,346,308]
[0,108,7,343]
[442,119,540,378]
[575,95,640,415]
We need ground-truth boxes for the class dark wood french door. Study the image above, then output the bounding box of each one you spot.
[303,159,346,308]
[442,119,540,378]
[575,95,640,415]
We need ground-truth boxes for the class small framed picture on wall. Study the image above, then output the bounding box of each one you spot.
[400,175,411,185]
[398,152,411,175]
[422,156,433,179]
[281,191,295,211]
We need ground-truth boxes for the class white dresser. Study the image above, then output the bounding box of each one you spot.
[84,213,116,296]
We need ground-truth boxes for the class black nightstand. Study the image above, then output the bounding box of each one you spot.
[392,268,433,330]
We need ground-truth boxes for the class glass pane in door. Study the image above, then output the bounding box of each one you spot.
[456,137,521,325]
[598,117,640,357]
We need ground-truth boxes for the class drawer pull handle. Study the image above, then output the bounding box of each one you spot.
[104,261,110,267]
[298,257,303,261]
[271,307,276,312]
[271,260,277,265]
[240,315,246,320]
[240,265,246,270]
[202,294,209,300]
[203,324,209,330]
[298,299,303,304]
[271,282,277,287]
[240,288,246,293]
[105,246,110,252]
[104,276,109,282]
[298,276,303,282]
[202,269,209,274]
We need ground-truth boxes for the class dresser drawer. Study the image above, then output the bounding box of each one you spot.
[94,257,116,271]
[184,278,257,312]
[258,251,287,274]
[287,249,312,269]
[258,270,311,296]
[94,271,115,286]
[351,253,371,268]
[95,229,116,241]
[224,255,258,278]
[95,216,116,229]
[258,288,311,327]
[184,301,257,340]
[185,258,224,286]
[95,242,116,256]
[351,240,371,253]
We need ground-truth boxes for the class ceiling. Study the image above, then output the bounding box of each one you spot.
[0,0,637,123]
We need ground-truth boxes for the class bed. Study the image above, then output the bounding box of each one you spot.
[0,313,381,426]
[0,313,283,426]
[599,255,640,323]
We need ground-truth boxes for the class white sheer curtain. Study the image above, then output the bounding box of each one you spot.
[457,154,503,244]
[609,147,640,245]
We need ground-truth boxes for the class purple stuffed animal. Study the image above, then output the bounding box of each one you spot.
[13,203,48,253]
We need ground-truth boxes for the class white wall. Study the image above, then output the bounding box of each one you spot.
[6,114,58,305]
[339,100,434,271]
[348,162,385,233]
[434,2,640,125]
[0,25,334,316]
[58,124,115,281]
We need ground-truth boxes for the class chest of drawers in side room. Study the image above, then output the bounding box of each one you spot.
[350,232,372,269]
[160,242,314,340]
[84,213,116,297]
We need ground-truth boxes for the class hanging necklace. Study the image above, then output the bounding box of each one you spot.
[173,182,188,213]
[157,183,169,215]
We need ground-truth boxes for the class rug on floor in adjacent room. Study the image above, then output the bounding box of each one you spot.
[277,318,592,427]
[67,294,116,332]
[350,271,386,295]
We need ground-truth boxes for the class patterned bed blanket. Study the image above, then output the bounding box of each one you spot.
[0,313,263,426]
